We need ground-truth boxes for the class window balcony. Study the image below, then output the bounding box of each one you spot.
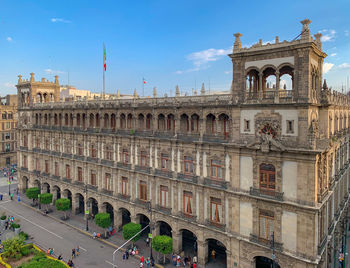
[202,134,229,143]
[100,188,113,196]
[134,198,149,208]
[155,204,172,215]
[62,153,73,159]
[101,128,113,134]
[20,167,28,172]
[177,133,200,142]
[62,177,72,183]
[155,169,173,178]
[117,162,131,170]
[87,184,98,191]
[135,165,151,174]
[61,126,72,131]
[87,157,99,164]
[86,127,100,133]
[135,130,153,137]
[73,180,84,186]
[101,159,114,167]
[178,211,197,223]
[73,155,85,161]
[116,129,132,136]
[33,170,41,176]
[206,219,226,232]
[51,151,61,157]
[154,131,175,139]
[41,149,50,155]
[51,175,60,181]
[249,234,283,251]
[117,193,130,201]
[33,148,41,153]
[249,187,284,201]
[19,146,28,151]
[203,178,228,189]
[177,173,198,183]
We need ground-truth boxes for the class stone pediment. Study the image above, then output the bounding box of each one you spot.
[247,133,285,153]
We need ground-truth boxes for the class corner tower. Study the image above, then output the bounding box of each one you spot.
[229,19,327,104]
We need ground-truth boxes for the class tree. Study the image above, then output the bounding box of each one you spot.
[94,213,111,237]
[2,235,25,259]
[152,235,173,264]
[40,193,53,212]
[55,198,70,220]
[25,187,40,205]
[122,222,141,245]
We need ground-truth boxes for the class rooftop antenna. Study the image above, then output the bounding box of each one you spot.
[68,71,70,89]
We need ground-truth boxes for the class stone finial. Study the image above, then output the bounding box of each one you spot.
[283,84,287,90]
[153,87,157,98]
[300,19,312,42]
[176,85,180,97]
[201,83,205,95]
[54,75,59,85]
[194,89,197,95]
[41,78,45,82]
[18,75,22,84]
[322,79,328,90]
[30,72,35,82]
[275,36,279,43]
[116,90,121,99]
[314,33,322,49]
[133,88,138,98]
[233,33,242,51]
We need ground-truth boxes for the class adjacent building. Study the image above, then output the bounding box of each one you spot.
[17,19,350,267]
[0,94,17,167]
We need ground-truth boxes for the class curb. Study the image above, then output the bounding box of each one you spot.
[19,201,164,268]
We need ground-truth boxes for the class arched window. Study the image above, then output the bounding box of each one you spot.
[146,114,152,130]
[104,114,109,129]
[127,114,133,129]
[259,163,275,191]
[167,114,175,131]
[180,114,189,132]
[111,114,116,130]
[158,114,165,131]
[138,114,145,130]
[206,114,215,134]
[191,114,200,133]
[120,114,126,129]
[89,113,94,128]
[64,114,68,126]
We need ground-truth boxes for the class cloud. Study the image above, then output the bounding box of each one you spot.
[338,63,350,69]
[6,37,12,42]
[224,71,231,74]
[175,70,183,75]
[330,53,337,57]
[345,30,349,37]
[45,69,65,74]
[323,63,334,73]
[4,82,15,88]
[320,29,336,42]
[187,47,231,67]
[51,18,71,23]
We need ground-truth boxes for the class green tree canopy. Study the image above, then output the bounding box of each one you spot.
[25,187,40,204]
[152,235,173,263]
[55,198,70,219]
[40,193,53,204]
[94,213,111,228]
[122,222,141,243]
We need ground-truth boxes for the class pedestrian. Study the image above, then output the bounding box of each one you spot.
[176,256,181,267]
[193,263,197,268]
[71,248,76,258]
[58,254,63,260]
[146,257,150,268]
[194,241,197,253]
[50,248,54,255]
[128,248,132,257]
[141,255,144,263]
[5,221,8,230]
[0,194,3,201]
[146,237,149,247]
[140,261,144,268]
[125,249,129,260]
[10,193,13,201]
[76,246,80,256]
[211,249,216,261]
[67,259,74,267]
[193,256,197,264]
[122,252,126,260]
[151,258,155,267]
[172,254,177,266]
[92,231,97,239]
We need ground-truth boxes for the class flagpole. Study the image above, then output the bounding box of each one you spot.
[142,77,144,97]
[103,43,105,100]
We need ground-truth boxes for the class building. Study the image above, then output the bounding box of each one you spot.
[17,19,350,267]
[0,94,17,167]
[60,85,130,101]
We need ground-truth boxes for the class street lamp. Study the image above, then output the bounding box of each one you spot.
[38,177,42,210]
[148,200,153,261]
[270,232,276,268]
[83,185,89,231]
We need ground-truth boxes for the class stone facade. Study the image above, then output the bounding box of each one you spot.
[0,95,17,167]
[17,19,350,267]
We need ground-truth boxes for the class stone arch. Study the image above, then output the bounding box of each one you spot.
[158,113,166,130]
[111,113,116,130]
[102,202,114,225]
[42,182,50,193]
[138,113,145,130]
[180,113,189,133]
[104,113,109,128]
[52,185,61,201]
[89,113,94,128]
[95,113,100,128]
[120,113,126,129]
[179,228,198,256]
[136,213,150,237]
[88,197,99,216]
[206,113,216,134]
[205,238,227,266]
[74,193,85,215]
[155,219,172,237]
[62,189,73,210]
[245,66,260,75]
[190,113,200,133]
[22,176,29,193]
[117,207,131,230]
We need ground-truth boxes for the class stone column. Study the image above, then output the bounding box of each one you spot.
[114,209,122,231]
[258,73,263,100]
[172,230,182,254]
[197,240,208,265]
[275,71,280,103]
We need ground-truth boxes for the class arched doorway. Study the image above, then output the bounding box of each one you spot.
[181,229,197,256]
[42,183,50,193]
[207,239,226,267]
[52,185,61,201]
[137,214,150,237]
[254,256,280,268]
[119,208,131,227]
[157,221,172,237]
[33,179,41,189]
[75,193,85,214]
[88,197,98,216]
[63,189,72,210]
[22,177,29,193]
[103,202,114,225]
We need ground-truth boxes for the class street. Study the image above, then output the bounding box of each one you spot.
[0,179,140,268]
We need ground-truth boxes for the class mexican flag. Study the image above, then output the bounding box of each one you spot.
[103,44,106,71]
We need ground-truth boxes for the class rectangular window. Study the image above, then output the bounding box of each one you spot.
[5,144,10,152]
[123,149,128,164]
[6,122,10,129]
[91,144,97,158]
[122,177,128,196]
[184,156,194,174]
[45,139,49,150]
[244,119,250,132]
[2,113,6,119]
[55,162,59,176]
[35,138,40,148]
[1,123,4,130]
[259,164,276,191]
[5,133,10,140]
[23,155,27,168]
[8,114,13,119]
[77,143,83,156]
[161,153,169,170]
[105,173,112,190]
[90,171,97,186]
[35,158,40,171]
[66,164,71,179]
[78,167,83,182]
[140,151,147,166]
[183,191,192,215]
[65,141,70,154]
[160,186,168,207]
[259,210,274,240]
[211,160,222,179]
[45,160,49,173]
[140,181,147,201]
[2,134,4,141]
[55,141,59,152]
[210,197,222,223]
[286,120,294,134]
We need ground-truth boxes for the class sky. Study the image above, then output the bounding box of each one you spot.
[0,0,350,97]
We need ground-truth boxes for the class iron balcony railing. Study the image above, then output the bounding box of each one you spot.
[177,173,198,183]
[204,178,228,189]
[250,187,284,201]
